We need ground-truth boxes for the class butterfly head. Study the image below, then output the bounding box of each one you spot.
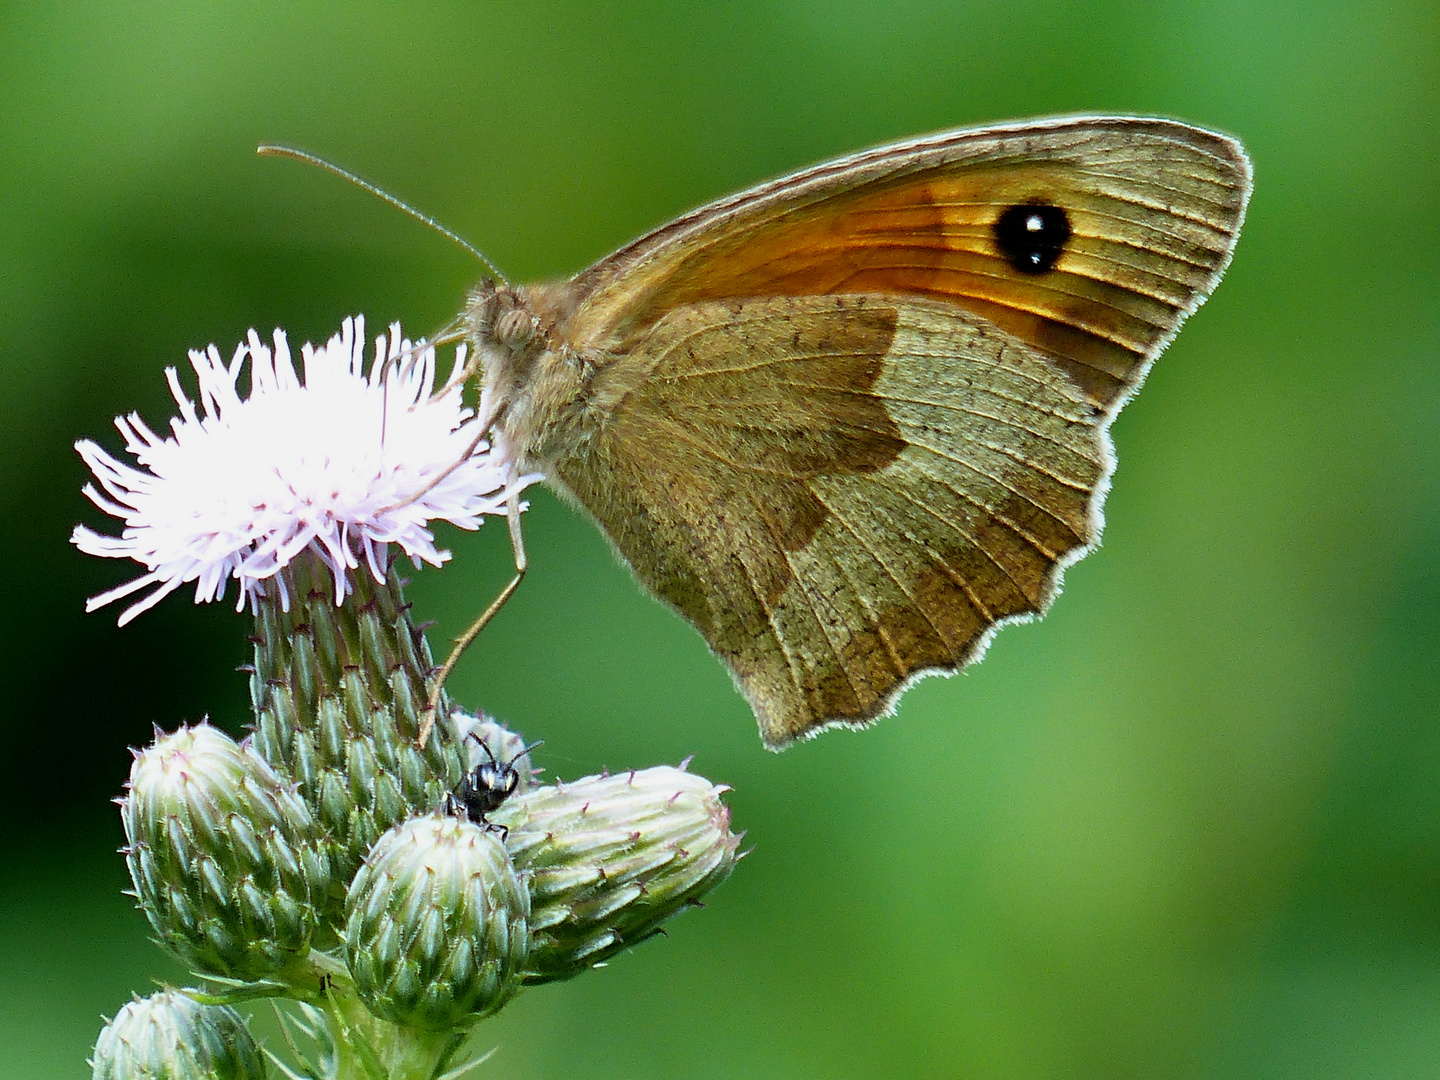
[463,279,545,394]
[462,279,594,467]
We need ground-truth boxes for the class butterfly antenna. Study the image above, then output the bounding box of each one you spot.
[256,144,510,285]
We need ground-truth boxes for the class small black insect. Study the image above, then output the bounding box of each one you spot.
[445,733,543,839]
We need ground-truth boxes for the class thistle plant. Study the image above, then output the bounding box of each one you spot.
[78,319,741,1080]
[92,990,267,1080]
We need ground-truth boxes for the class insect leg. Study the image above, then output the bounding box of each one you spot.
[377,334,495,514]
[416,482,528,748]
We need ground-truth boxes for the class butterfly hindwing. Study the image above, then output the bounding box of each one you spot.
[553,294,1107,745]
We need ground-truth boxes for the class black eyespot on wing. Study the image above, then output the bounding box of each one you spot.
[993,203,1071,275]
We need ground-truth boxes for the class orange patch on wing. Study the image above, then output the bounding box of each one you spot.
[601,164,1235,410]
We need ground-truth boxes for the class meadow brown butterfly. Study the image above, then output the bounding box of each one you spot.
[456,115,1251,749]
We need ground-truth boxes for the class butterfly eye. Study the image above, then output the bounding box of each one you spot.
[993,202,1071,275]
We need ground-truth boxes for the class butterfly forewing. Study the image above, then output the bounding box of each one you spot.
[516,116,1250,747]
[567,117,1250,410]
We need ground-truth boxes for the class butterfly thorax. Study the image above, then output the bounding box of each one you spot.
[462,279,602,470]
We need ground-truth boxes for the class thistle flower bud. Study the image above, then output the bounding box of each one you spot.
[344,814,530,1030]
[121,723,331,982]
[248,553,467,911]
[493,765,740,982]
[91,990,266,1080]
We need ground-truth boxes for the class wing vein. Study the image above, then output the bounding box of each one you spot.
[806,483,951,667]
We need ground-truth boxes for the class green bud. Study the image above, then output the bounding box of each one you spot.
[248,553,466,907]
[91,990,266,1080]
[121,723,331,982]
[344,813,530,1030]
[492,765,741,982]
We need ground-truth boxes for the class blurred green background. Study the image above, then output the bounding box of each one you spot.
[3,1,1438,1076]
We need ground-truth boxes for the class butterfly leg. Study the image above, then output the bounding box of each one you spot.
[416,482,528,748]
[378,330,497,514]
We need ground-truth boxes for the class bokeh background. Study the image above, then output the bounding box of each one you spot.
[3,2,1438,1077]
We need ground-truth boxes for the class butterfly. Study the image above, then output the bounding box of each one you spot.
[457,115,1251,749]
